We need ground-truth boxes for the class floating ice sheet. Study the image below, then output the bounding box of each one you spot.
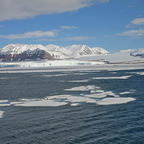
[13,99,67,107]
[69,79,90,83]
[96,97,135,105]
[129,72,144,76]
[92,75,131,80]
[120,91,135,95]
[65,85,96,91]
[0,84,136,108]
[0,100,10,107]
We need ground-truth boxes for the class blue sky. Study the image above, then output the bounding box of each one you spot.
[0,0,144,52]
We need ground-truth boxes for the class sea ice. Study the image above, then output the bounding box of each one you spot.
[70,103,80,106]
[96,97,136,105]
[0,100,10,107]
[92,75,131,80]
[14,99,68,107]
[0,111,4,118]
[65,85,96,91]
[85,91,119,98]
[69,79,90,83]
[130,72,144,76]
[0,100,9,103]
[120,91,135,95]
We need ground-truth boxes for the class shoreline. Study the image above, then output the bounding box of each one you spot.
[0,63,144,73]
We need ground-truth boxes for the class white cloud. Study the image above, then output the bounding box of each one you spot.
[60,26,77,30]
[38,39,56,41]
[116,29,144,37]
[126,18,144,28]
[0,30,58,39]
[65,36,95,41]
[0,0,109,21]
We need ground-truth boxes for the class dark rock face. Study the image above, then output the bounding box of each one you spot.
[0,50,55,62]
[130,53,144,58]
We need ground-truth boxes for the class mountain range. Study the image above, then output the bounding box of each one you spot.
[0,44,109,62]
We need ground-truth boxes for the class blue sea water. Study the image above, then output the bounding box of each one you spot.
[0,67,144,144]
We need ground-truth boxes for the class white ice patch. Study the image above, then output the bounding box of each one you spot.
[1,84,136,108]
[65,85,96,91]
[0,100,9,103]
[13,99,67,107]
[43,73,69,77]
[86,91,119,98]
[120,91,135,95]
[92,75,131,80]
[71,103,80,106]
[63,85,135,106]
[0,100,10,107]
[96,97,135,105]
[130,72,144,76]
[0,111,4,118]
[69,79,90,83]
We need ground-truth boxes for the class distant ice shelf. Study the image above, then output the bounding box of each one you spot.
[0,60,105,68]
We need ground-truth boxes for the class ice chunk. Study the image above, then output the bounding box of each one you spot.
[0,100,10,107]
[71,103,80,106]
[96,97,135,105]
[92,75,131,79]
[130,72,144,76]
[0,100,9,103]
[65,85,96,91]
[69,79,90,83]
[120,91,135,95]
[14,99,67,107]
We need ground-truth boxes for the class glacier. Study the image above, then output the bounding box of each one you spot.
[0,60,105,68]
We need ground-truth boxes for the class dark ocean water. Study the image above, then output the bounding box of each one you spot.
[0,67,144,144]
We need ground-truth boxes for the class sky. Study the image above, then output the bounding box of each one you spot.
[0,0,144,52]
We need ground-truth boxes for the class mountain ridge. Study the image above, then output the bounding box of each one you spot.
[0,44,109,61]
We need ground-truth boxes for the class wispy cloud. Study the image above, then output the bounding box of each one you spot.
[60,26,77,30]
[116,29,144,37]
[65,36,95,41]
[0,0,109,21]
[38,39,56,41]
[0,30,58,39]
[126,18,144,28]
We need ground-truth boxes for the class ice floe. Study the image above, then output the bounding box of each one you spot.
[0,85,136,108]
[65,85,96,91]
[96,97,136,105]
[69,79,90,83]
[70,103,80,106]
[120,91,135,95]
[92,75,131,80]
[0,111,4,118]
[0,100,10,107]
[13,99,67,107]
[130,72,144,76]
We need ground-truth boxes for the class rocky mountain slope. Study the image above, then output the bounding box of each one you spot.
[130,48,144,58]
[0,44,54,61]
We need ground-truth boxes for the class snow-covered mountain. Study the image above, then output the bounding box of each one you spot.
[130,48,144,58]
[0,44,54,61]
[45,44,109,59]
[65,45,109,58]
[46,44,71,59]
[0,44,109,62]
[92,47,109,55]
